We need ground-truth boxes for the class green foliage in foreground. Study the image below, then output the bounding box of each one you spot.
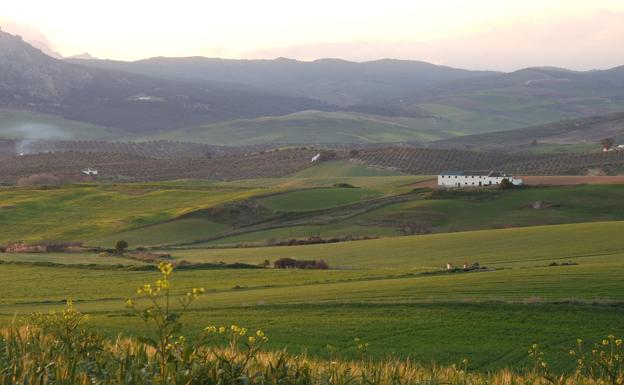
[1,265,622,385]
[3,320,623,385]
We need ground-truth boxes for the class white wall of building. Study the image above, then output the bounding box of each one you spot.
[438,174,522,188]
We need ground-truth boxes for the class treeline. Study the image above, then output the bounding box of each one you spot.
[273,257,329,269]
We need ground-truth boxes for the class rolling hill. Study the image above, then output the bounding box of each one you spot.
[3,27,624,145]
[0,29,331,135]
[153,110,460,144]
[70,56,624,144]
[429,112,624,151]
[67,56,494,107]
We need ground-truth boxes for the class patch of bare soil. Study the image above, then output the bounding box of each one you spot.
[520,175,624,186]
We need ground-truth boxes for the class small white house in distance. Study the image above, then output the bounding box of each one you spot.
[81,168,98,176]
[438,171,523,188]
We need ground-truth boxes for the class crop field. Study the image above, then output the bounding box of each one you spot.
[1,173,624,371]
[0,183,271,243]
[0,147,325,183]
[257,187,381,212]
[1,221,623,370]
[356,147,624,175]
[3,164,624,248]
[183,182,624,247]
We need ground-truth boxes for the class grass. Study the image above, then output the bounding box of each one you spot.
[170,221,624,268]
[4,178,624,249]
[0,184,271,244]
[291,161,406,178]
[153,110,456,144]
[257,187,381,212]
[3,305,622,384]
[362,184,624,233]
[1,220,623,370]
[95,218,232,248]
[0,108,118,141]
[2,178,624,369]
[203,183,624,246]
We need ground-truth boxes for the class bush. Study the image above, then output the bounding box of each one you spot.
[274,257,329,269]
[499,178,514,190]
[16,173,61,187]
[115,240,129,254]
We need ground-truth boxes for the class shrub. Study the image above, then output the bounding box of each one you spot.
[115,240,128,254]
[274,257,329,269]
[499,178,514,190]
[16,173,61,187]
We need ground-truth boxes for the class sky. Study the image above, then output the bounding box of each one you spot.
[1,0,623,71]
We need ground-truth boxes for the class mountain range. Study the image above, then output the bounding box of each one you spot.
[1,28,624,145]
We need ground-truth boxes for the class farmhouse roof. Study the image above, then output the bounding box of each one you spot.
[439,171,465,176]
[439,170,508,177]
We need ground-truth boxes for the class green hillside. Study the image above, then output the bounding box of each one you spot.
[257,187,381,212]
[3,173,624,248]
[0,109,119,141]
[0,183,272,244]
[154,110,459,144]
[188,183,624,247]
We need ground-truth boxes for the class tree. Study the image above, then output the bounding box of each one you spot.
[115,240,129,254]
[499,178,514,190]
[601,137,615,150]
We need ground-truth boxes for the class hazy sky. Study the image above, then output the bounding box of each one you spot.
[2,0,623,70]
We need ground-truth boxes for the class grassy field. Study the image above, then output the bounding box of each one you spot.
[3,166,624,248]
[0,109,118,141]
[257,187,381,212]
[0,183,270,244]
[153,110,458,144]
[0,162,428,247]
[1,174,623,370]
[194,183,624,247]
[1,220,623,370]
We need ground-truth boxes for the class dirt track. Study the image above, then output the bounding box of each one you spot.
[519,176,624,185]
[412,175,624,188]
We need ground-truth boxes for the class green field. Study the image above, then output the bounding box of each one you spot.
[1,173,624,370]
[0,109,118,140]
[257,187,381,212]
[0,183,269,244]
[192,182,624,247]
[3,163,624,249]
[153,110,458,144]
[1,220,624,370]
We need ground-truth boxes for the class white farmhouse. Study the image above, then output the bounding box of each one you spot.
[437,171,523,188]
[81,168,98,176]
